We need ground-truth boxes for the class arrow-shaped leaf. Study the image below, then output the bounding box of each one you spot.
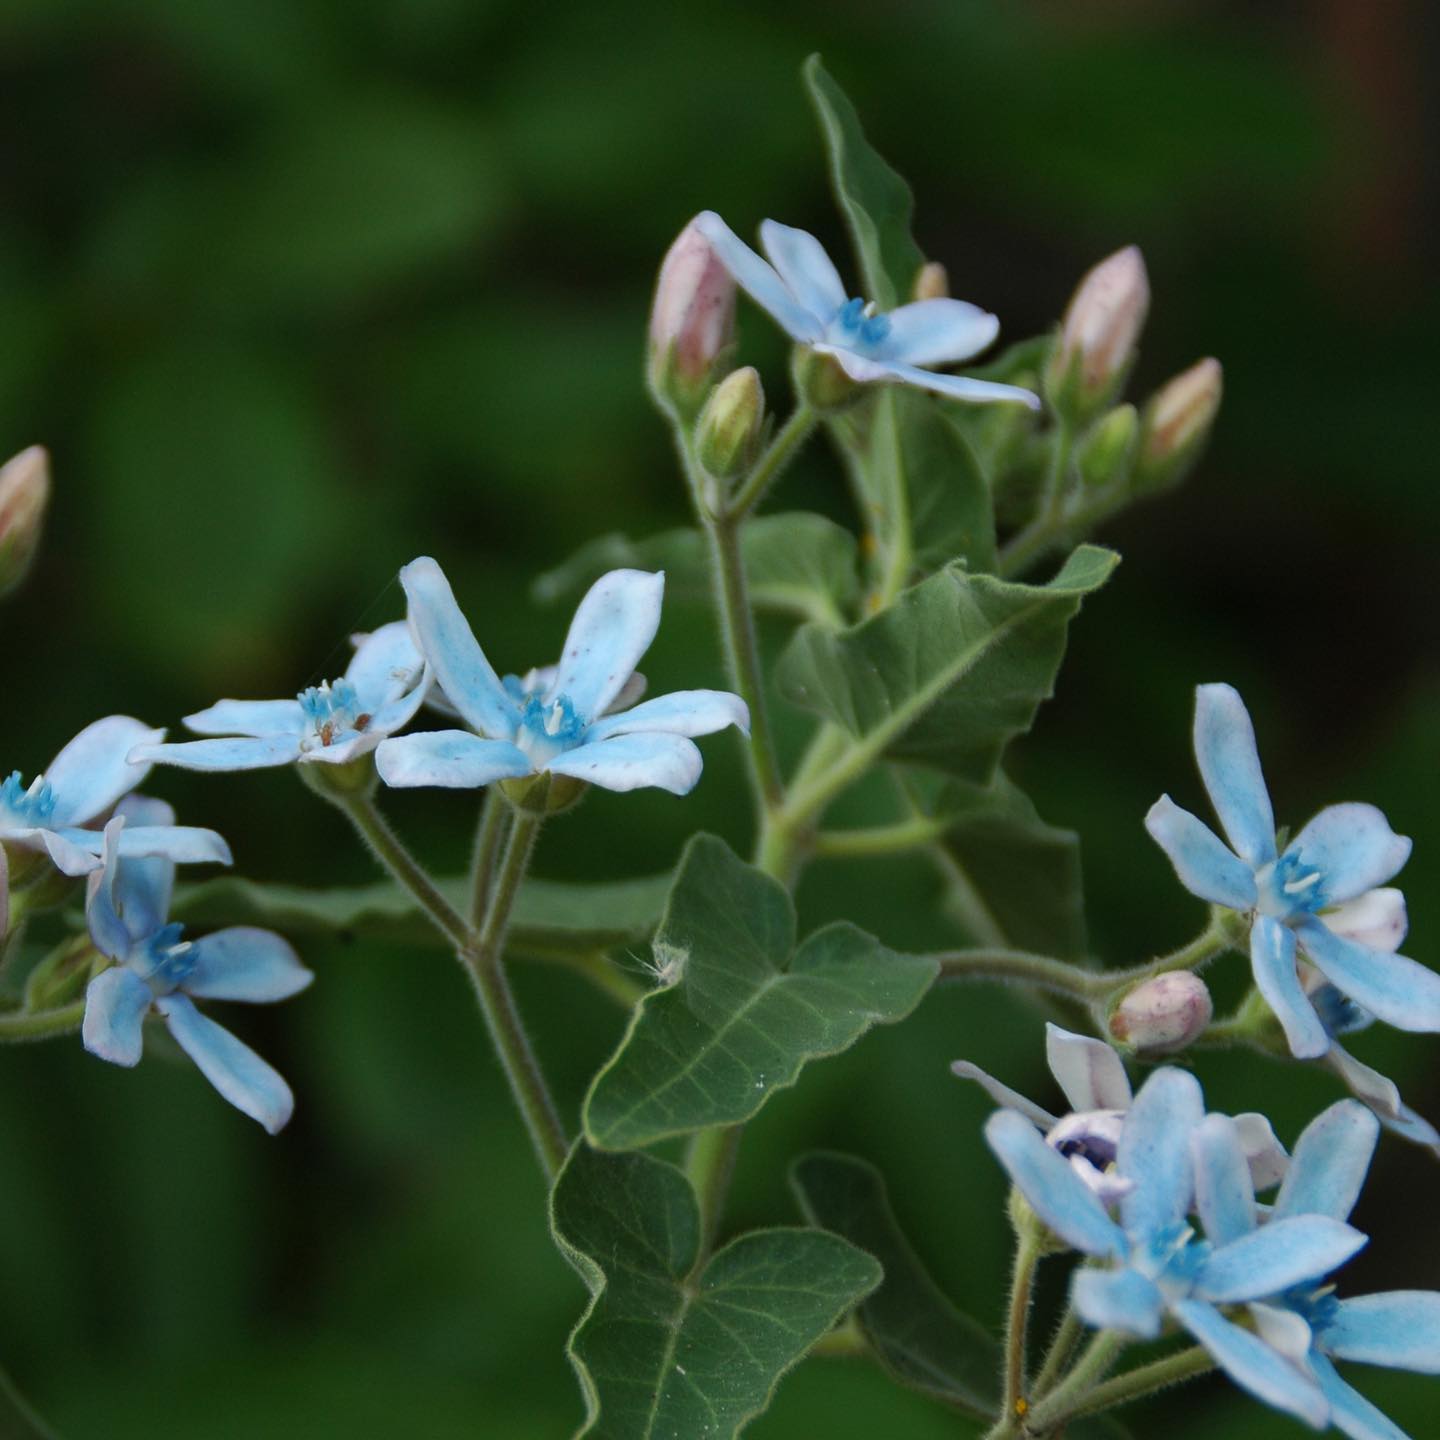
[584,835,936,1150]
[553,1143,881,1439]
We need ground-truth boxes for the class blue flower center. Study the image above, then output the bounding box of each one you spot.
[297,679,368,748]
[0,770,57,828]
[1256,847,1328,918]
[1281,1283,1339,1334]
[515,692,586,766]
[1136,1221,1211,1297]
[136,921,197,993]
[833,296,892,351]
[1309,981,1371,1037]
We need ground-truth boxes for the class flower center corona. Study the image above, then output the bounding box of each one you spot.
[136,922,198,993]
[0,770,58,827]
[1255,849,1328,919]
[297,679,369,749]
[833,296,892,350]
[514,692,585,766]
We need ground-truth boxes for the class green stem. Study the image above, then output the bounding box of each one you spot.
[466,815,569,1180]
[468,790,511,928]
[936,948,1109,1003]
[728,404,817,517]
[1023,1330,1127,1433]
[510,946,647,1008]
[1060,1344,1215,1421]
[813,814,948,859]
[1001,1232,1043,1429]
[684,1124,743,1262]
[997,422,1075,579]
[0,999,85,1042]
[1032,1302,1084,1400]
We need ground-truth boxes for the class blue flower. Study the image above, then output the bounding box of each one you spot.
[1225,1101,1440,1440]
[374,559,748,796]
[692,212,1039,408]
[986,1068,1367,1429]
[0,716,231,876]
[82,798,312,1133]
[955,1022,1288,1204]
[130,623,429,774]
[1146,684,1440,1060]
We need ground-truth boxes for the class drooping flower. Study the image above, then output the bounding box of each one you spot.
[130,623,429,773]
[0,716,231,876]
[986,1069,1366,1429]
[1146,684,1440,1060]
[692,212,1039,408]
[82,798,311,1133]
[1216,1100,1440,1440]
[955,1022,1287,1205]
[375,559,748,797]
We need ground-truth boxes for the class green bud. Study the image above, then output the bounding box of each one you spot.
[1133,357,1222,493]
[296,753,378,802]
[694,366,764,480]
[0,446,50,599]
[499,771,587,815]
[1044,246,1149,426]
[791,345,862,413]
[24,934,99,1012]
[1007,1186,1070,1257]
[1076,403,1139,490]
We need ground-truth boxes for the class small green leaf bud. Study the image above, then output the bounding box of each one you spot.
[648,218,736,417]
[1045,246,1149,424]
[1109,970,1213,1056]
[694,366,764,480]
[1076,403,1139,490]
[911,260,949,301]
[1133,357,1222,493]
[0,445,50,599]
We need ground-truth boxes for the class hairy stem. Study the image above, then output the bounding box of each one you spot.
[1001,1231,1043,1429]
[1032,1302,1085,1400]
[936,948,1109,1003]
[997,422,1075,579]
[468,789,511,928]
[728,404,817,517]
[0,999,85,1041]
[813,814,948,859]
[1023,1329,1127,1433]
[1061,1344,1216,1421]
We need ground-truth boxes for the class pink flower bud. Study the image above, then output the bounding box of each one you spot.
[0,445,50,599]
[1134,357,1222,491]
[1047,246,1149,418]
[1109,970,1212,1056]
[648,218,736,411]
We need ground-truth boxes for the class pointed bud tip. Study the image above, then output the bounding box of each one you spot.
[0,444,52,597]
[695,365,765,480]
[648,218,737,410]
[1110,970,1212,1056]
[1139,357,1223,478]
[912,260,949,302]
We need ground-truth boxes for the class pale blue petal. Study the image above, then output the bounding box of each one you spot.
[345,620,426,709]
[375,731,532,790]
[983,1110,1127,1257]
[1325,1293,1440,1373]
[1323,889,1408,954]
[1252,915,1329,1059]
[82,967,152,1066]
[1046,1023,1132,1112]
[184,928,313,1004]
[545,732,703,796]
[85,819,133,959]
[693,212,825,341]
[869,299,1000,366]
[758,219,847,320]
[45,715,164,826]
[129,735,304,771]
[1274,1100,1380,1223]
[1192,1113,1256,1248]
[949,1060,1058,1130]
[1290,805,1411,908]
[8,825,105,875]
[548,569,664,724]
[1311,1355,1410,1440]
[1193,683,1277,867]
[1294,918,1440,1035]
[399,556,518,739]
[1324,1045,1440,1155]
[819,347,1041,407]
[1173,1299,1329,1429]
[1144,795,1257,909]
[1196,1216,1366,1302]
[183,699,305,738]
[108,826,232,867]
[1071,1267,1166,1338]
[1236,1111,1290,1191]
[157,994,294,1134]
[582,690,749,744]
[1117,1067,1204,1241]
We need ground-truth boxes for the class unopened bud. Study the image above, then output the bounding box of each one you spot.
[1076,403,1139,490]
[648,218,736,415]
[1109,971,1213,1056]
[0,446,50,599]
[1133,357,1222,493]
[695,366,764,480]
[791,346,861,413]
[912,260,949,302]
[1045,246,1149,423]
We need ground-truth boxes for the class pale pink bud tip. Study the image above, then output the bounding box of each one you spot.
[1144,357,1222,458]
[1109,970,1212,1055]
[0,445,51,596]
[1059,245,1149,389]
[912,261,949,302]
[649,218,736,389]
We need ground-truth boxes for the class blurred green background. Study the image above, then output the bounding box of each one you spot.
[2,0,1437,1435]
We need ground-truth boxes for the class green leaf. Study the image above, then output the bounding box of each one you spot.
[584,835,936,1150]
[553,1143,881,1440]
[803,56,923,309]
[923,772,1087,960]
[172,872,670,956]
[789,1152,997,1414]
[533,513,860,629]
[778,545,1118,785]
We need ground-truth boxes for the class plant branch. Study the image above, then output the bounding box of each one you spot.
[728,404,817,517]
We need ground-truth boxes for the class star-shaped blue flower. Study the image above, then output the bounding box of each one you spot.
[130,622,429,774]
[986,1068,1366,1429]
[0,716,231,876]
[82,798,312,1133]
[374,559,748,796]
[1146,684,1440,1060]
[692,212,1039,408]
